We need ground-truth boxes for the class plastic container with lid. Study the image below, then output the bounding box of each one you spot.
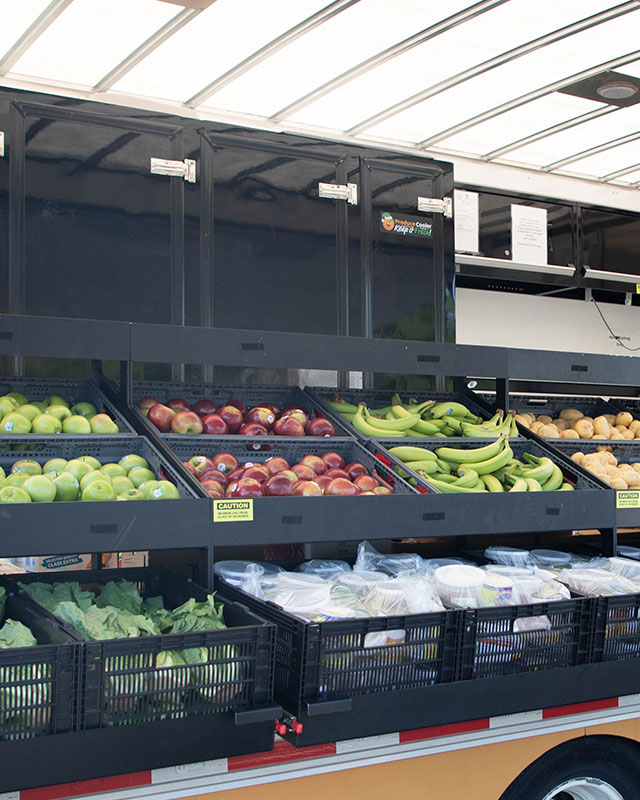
[213,560,284,586]
[618,545,640,561]
[530,549,573,568]
[434,565,485,608]
[296,559,351,578]
[484,546,532,567]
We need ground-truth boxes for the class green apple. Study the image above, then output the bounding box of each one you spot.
[44,395,69,408]
[0,475,5,488]
[46,405,72,422]
[11,459,42,475]
[0,466,4,479]
[6,392,28,407]
[65,459,95,481]
[145,480,179,500]
[100,463,126,478]
[0,486,31,503]
[80,470,112,492]
[43,458,67,473]
[81,480,116,502]
[128,467,155,488]
[140,479,160,498]
[89,414,119,434]
[0,396,18,417]
[16,404,40,422]
[0,413,32,434]
[116,488,145,501]
[6,473,29,487]
[70,402,97,418]
[78,455,101,470]
[31,414,62,434]
[23,474,56,503]
[52,471,80,502]
[117,454,149,473]
[62,415,91,434]
[32,401,47,413]
[112,475,134,495]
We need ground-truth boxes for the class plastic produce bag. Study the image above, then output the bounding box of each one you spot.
[558,568,637,596]
[354,540,426,576]
[434,565,485,609]
[484,546,532,567]
[422,557,474,573]
[604,557,640,583]
[482,565,570,604]
[213,560,283,587]
[296,560,351,578]
[617,545,640,561]
[395,575,445,613]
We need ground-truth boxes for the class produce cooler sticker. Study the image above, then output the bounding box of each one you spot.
[213,498,254,522]
[380,211,432,237]
[617,490,640,508]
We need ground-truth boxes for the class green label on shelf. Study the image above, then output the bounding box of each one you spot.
[213,498,254,522]
[617,490,640,509]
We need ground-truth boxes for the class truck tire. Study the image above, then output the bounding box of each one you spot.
[499,736,640,800]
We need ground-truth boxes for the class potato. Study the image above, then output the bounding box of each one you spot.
[595,445,614,452]
[629,420,640,435]
[618,463,634,471]
[616,411,634,427]
[552,418,568,431]
[605,464,622,477]
[610,429,625,440]
[593,416,611,438]
[604,414,617,426]
[622,429,635,440]
[632,463,640,473]
[537,415,553,425]
[624,471,640,488]
[559,409,584,422]
[583,454,605,469]
[611,476,629,490]
[582,417,594,425]
[592,435,608,439]
[573,419,594,439]
[600,474,612,486]
[514,414,531,428]
[635,430,640,440]
[538,424,560,438]
[615,425,628,434]
[524,413,537,424]
[601,451,618,466]
[571,452,585,465]
[560,429,580,439]
[529,421,545,434]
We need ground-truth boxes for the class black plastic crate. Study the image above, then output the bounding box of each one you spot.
[459,598,592,681]
[306,386,517,443]
[0,594,79,740]
[0,377,136,438]
[0,436,210,555]
[218,581,459,720]
[11,568,277,733]
[591,593,640,663]
[132,381,352,441]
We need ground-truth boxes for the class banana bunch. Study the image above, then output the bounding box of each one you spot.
[325,393,519,439]
[389,437,575,494]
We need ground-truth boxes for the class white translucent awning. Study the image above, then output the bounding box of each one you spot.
[2,0,640,190]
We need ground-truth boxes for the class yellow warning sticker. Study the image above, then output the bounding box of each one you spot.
[213,499,254,522]
[617,491,640,509]
[636,284,640,294]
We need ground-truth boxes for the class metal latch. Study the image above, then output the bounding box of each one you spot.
[418,196,452,218]
[318,182,358,205]
[150,157,196,183]
[0,132,4,158]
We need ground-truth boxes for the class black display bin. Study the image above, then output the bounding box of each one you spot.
[591,592,640,663]
[0,436,210,555]
[131,381,352,442]
[0,377,137,439]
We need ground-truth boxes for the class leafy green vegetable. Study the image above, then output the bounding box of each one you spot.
[0,619,37,649]
[95,580,143,615]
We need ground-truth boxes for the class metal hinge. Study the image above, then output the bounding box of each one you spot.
[417,196,452,218]
[150,157,196,183]
[0,132,4,158]
[318,182,358,205]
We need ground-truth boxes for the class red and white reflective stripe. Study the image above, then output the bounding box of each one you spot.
[5,694,640,800]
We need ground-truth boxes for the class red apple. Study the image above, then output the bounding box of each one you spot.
[226,467,247,483]
[225,481,239,497]
[201,480,225,498]
[171,410,204,434]
[239,423,269,436]
[182,461,196,476]
[189,455,214,473]
[259,402,280,415]
[359,491,375,496]
[148,404,176,433]
[373,486,392,495]
[314,474,333,491]
[306,417,336,437]
[300,455,326,475]
[264,457,290,475]
[245,407,277,430]
[231,477,264,498]
[325,468,349,480]
[138,396,159,416]
[273,416,305,436]
[292,480,323,496]
[322,452,345,470]
[264,473,294,496]
[212,452,239,474]
[324,478,358,496]
[201,414,229,435]
[192,399,219,416]
[354,474,380,492]
[224,399,247,414]
[168,398,191,412]
[218,405,244,433]
[345,462,368,481]
[280,410,308,427]
[243,465,270,484]
[279,469,299,484]
[280,406,307,418]
[291,464,316,481]
[198,469,228,487]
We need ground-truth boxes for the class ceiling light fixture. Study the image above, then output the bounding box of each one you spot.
[596,81,638,100]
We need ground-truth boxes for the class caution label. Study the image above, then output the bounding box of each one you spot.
[617,491,640,509]
[636,284,640,294]
[213,499,254,522]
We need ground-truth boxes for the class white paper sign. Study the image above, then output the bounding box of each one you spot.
[511,204,548,266]
[454,189,479,253]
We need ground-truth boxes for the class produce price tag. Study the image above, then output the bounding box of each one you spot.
[213,499,254,522]
[616,490,640,509]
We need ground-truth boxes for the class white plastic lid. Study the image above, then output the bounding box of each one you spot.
[434,565,485,588]
[530,549,573,566]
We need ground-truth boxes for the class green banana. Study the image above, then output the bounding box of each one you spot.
[435,434,508,464]
[480,474,504,492]
[436,458,452,474]
[326,397,359,414]
[426,472,457,484]
[362,406,420,432]
[541,464,564,491]
[428,401,475,419]
[508,478,528,492]
[461,415,512,438]
[457,444,514,475]
[509,415,519,438]
[519,455,555,484]
[558,482,575,491]
[454,467,480,488]
[425,477,488,493]
[388,446,437,462]
[352,405,406,438]
[411,419,445,435]
[403,459,443,475]
[441,417,463,435]
[524,478,542,492]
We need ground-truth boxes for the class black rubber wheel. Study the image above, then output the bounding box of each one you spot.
[499,736,640,800]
